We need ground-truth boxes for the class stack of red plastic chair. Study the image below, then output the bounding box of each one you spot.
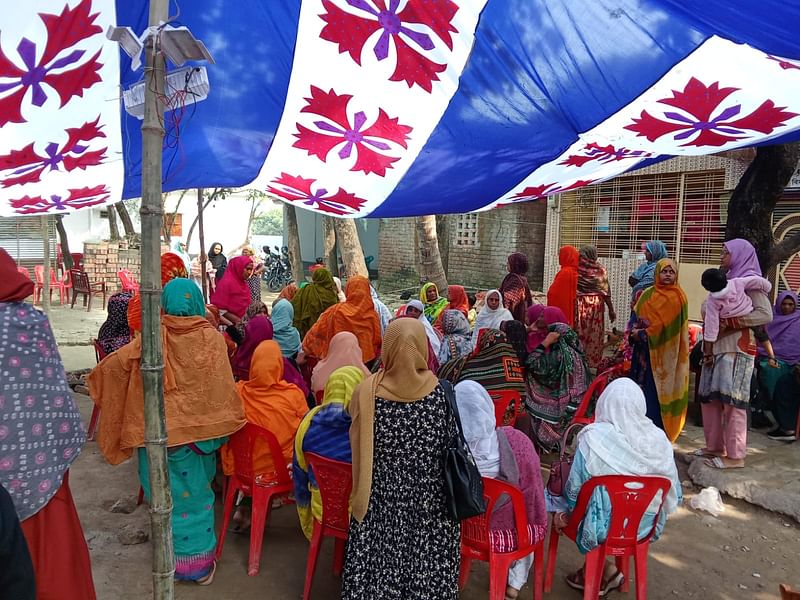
[33,265,68,305]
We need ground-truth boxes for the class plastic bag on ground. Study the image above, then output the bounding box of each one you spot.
[690,486,726,517]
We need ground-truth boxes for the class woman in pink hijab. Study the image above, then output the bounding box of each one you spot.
[525,305,568,351]
[310,331,370,395]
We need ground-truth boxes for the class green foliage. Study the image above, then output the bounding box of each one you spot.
[252,207,284,235]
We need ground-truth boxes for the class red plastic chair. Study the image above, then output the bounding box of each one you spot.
[216,423,295,576]
[544,475,672,599]
[572,364,626,427]
[302,453,353,600]
[459,477,545,600]
[33,265,67,305]
[118,269,140,294]
[489,390,523,427]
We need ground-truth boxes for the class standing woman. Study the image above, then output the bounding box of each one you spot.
[343,319,460,600]
[241,247,265,303]
[420,282,449,325]
[547,246,579,327]
[209,255,254,325]
[698,240,772,467]
[576,245,616,368]
[629,259,690,441]
[208,242,227,282]
[88,278,245,585]
[629,240,668,301]
[0,249,96,599]
[290,268,340,339]
[499,252,533,322]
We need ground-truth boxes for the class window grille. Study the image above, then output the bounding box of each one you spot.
[455,213,479,247]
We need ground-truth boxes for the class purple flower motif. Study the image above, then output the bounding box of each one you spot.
[35,452,46,465]
[38,479,51,493]
[17,333,29,342]
[32,424,44,435]
[63,448,74,459]
[59,422,70,433]
[25,395,35,407]
[20,368,31,378]
[0,457,14,471]
[53,396,64,407]
[9,357,21,367]
[0,426,8,440]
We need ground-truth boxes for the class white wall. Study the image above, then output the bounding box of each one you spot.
[61,207,109,247]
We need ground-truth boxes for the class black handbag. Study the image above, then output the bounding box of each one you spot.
[439,380,486,521]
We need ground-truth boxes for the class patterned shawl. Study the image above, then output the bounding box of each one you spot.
[437,309,474,364]
[546,246,579,327]
[499,252,533,322]
[438,328,526,394]
[291,268,340,339]
[97,292,133,355]
[420,282,449,324]
[577,245,610,295]
[633,258,689,442]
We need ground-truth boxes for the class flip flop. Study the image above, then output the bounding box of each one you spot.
[196,561,217,586]
[690,448,723,458]
[601,571,624,596]
[704,456,744,469]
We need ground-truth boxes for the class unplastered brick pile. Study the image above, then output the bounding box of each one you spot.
[82,240,141,292]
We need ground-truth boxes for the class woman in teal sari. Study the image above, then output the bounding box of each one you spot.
[89,279,245,585]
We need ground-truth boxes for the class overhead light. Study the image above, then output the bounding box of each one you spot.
[106,25,144,70]
[122,66,211,119]
[159,26,215,67]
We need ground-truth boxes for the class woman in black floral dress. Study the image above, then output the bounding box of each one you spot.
[344,318,460,600]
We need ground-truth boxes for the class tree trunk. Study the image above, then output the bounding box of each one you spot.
[107,204,121,241]
[322,216,338,274]
[116,201,136,237]
[436,214,451,275]
[185,197,213,251]
[284,204,304,282]
[725,142,800,272]
[333,218,369,278]
[55,215,73,270]
[416,215,448,294]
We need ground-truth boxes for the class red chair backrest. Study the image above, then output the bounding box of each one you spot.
[573,363,626,425]
[227,423,292,489]
[304,453,353,534]
[462,477,531,554]
[70,269,91,294]
[33,265,44,284]
[92,339,108,363]
[488,390,522,427]
[562,475,671,552]
[688,323,702,347]
[16,266,31,280]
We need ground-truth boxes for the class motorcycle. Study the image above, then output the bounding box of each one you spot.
[262,245,293,292]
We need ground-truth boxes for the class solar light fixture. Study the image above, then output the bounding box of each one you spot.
[106,25,144,70]
[159,26,216,67]
[122,66,211,119]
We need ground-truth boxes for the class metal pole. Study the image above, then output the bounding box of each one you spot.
[140,1,174,598]
[197,188,208,302]
[41,215,51,313]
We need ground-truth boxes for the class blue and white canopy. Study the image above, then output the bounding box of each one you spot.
[1,0,799,217]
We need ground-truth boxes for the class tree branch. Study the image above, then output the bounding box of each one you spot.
[771,229,800,265]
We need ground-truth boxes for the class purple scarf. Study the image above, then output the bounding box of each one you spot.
[761,291,800,364]
[0,302,85,520]
[724,239,762,278]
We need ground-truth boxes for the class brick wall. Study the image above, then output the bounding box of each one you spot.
[82,241,141,293]
[377,218,418,288]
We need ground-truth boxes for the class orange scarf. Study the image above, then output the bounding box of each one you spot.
[302,275,382,362]
[546,246,579,326]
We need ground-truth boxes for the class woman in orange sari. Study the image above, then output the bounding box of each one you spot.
[547,245,579,327]
[302,275,381,364]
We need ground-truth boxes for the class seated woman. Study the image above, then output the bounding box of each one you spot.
[525,322,590,452]
[97,291,133,356]
[293,366,366,539]
[302,275,382,365]
[291,268,340,339]
[439,328,527,424]
[209,255,255,326]
[456,381,547,600]
[472,289,512,347]
[89,278,245,585]
[433,284,470,330]
[550,378,681,595]
[500,320,529,365]
[420,282,449,325]
[437,309,474,364]
[310,331,370,396]
[127,252,188,333]
[271,299,303,358]
[525,305,567,352]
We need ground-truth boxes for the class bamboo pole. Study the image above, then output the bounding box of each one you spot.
[41,215,50,313]
[141,1,175,598]
[197,188,208,302]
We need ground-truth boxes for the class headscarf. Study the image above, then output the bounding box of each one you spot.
[291,268,340,338]
[407,298,442,357]
[0,261,85,519]
[500,319,529,364]
[437,309,474,364]
[762,291,800,364]
[332,276,347,303]
[455,381,500,477]
[438,328,526,396]
[271,299,302,357]
[577,245,610,295]
[546,246,579,327]
[222,341,307,476]
[97,292,133,355]
[633,258,689,442]
[293,366,365,539]
[207,242,227,278]
[419,282,448,324]
[235,300,269,338]
[577,378,681,515]
[525,305,567,351]
[210,255,252,318]
[310,331,370,393]
[499,252,533,322]
[302,275,381,362]
[631,240,668,296]
[472,289,512,346]
[276,282,299,304]
[88,287,245,465]
[723,238,762,278]
[526,323,590,409]
[126,252,189,332]
[232,316,274,381]
[349,318,439,521]
[445,285,469,316]
[370,285,393,334]
[0,249,34,301]
[171,240,192,272]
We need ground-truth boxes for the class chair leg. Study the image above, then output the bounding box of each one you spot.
[533,544,545,600]
[332,537,346,577]
[303,524,324,600]
[214,480,238,560]
[544,523,560,593]
[247,489,271,576]
[87,405,100,441]
[71,290,77,308]
[583,549,605,600]
[489,555,512,600]
[616,555,630,593]
[458,556,472,590]
[634,543,650,600]
[87,292,92,312]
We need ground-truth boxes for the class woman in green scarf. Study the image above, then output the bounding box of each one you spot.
[291,268,340,338]
[420,282,448,324]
